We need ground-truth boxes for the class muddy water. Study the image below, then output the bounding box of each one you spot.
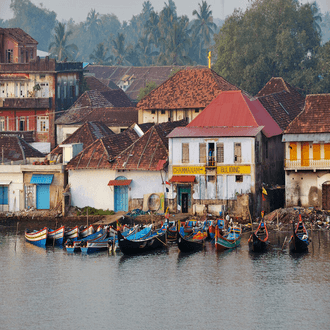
[0,230,329,330]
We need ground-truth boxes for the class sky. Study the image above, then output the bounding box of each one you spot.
[0,0,329,23]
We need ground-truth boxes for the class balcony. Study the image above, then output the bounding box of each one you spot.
[0,97,51,109]
[285,158,330,171]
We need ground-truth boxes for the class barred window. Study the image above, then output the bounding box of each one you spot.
[217,143,224,163]
[234,143,241,163]
[182,143,189,163]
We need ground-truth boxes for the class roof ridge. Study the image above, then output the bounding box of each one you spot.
[241,93,262,127]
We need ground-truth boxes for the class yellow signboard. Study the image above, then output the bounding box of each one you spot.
[173,166,206,175]
[217,165,251,175]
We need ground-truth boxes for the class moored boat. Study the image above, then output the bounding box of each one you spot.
[248,221,269,252]
[64,226,80,241]
[289,215,309,253]
[215,224,242,251]
[65,228,104,253]
[177,227,206,253]
[208,219,225,240]
[25,227,48,247]
[48,226,65,246]
[79,225,95,238]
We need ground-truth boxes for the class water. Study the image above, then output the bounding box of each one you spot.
[1,231,330,330]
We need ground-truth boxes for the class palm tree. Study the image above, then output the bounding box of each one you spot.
[48,23,78,61]
[110,33,132,65]
[89,43,113,64]
[136,35,159,65]
[192,1,217,48]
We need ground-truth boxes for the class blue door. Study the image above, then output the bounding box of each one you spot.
[36,184,50,209]
[114,185,128,212]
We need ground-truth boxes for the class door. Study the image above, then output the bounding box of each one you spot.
[301,142,310,167]
[322,182,330,210]
[36,184,50,209]
[182,193,188,213]
[114,185,128,212]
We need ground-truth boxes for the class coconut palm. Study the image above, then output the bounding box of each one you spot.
[48,23,78,61]
[89,43,113,65]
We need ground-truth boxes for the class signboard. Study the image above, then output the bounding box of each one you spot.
[217,165,251,175]
[173,166,206,175]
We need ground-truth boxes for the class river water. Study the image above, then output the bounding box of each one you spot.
[0,230,330,330]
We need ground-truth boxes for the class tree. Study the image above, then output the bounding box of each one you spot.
[213,0,322,95]
[137,81,158,101]
[110,33,132,65]
[89,43,113,64]
[48,23,78,61]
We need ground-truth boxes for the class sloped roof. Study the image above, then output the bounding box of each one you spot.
[168,91,281,138]
[66,127,141,170]
[137,68,238,110]
[0,28,38,45]
[84,76,113,92]
[284,94,330,134]
[0,135,44,163]
[256,77,305,130]
[86,65,200,101]
[49,121,114,156]
[107,120,187,171]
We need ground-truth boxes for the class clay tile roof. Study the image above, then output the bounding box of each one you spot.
[49,121,115,156]
[84,76,113,92]
[107,120,187,171]
[256,77,305,130]
[0,135,43,163]
[284,94,330,134]
[137,68,238,110]
[0,28,38,45]
[66,128,141,170]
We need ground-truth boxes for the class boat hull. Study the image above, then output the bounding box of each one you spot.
[289,234,309,253]
[248,233,269,252]
[177,232,204,253]
[48,226,65,245]
[25,227,48,247]
[215,236,241,251]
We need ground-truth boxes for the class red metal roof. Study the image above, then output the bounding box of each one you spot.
[167,126,263,138]
[108,180,132,186]
[169,176,195,183]
[186,91,282,138]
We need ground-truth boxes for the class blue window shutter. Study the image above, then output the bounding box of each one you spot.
[0,186,8,205]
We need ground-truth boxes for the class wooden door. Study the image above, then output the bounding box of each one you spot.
[322,183,330,210]
[301,142,310,167]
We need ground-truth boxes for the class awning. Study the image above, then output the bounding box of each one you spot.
[169,175,195,183]
[30,174,54,184]
[108,179,132,186]
[0,180,11,185]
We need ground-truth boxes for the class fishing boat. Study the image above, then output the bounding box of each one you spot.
[65,228,104,253]
[64,226,80,241]
[166,221,177,241]
[215,224,242,251]
[177,227,206,253]
[289,215,309,253]
[25,227,48,247]
[79,225,95,238]
[248,221,269,252]
[208,219,226,240]
[48,226,65,246]
[117,228,167,255]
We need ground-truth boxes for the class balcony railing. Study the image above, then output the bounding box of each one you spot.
[285,158,330,170]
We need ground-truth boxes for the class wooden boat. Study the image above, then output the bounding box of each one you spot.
[117,229,167,255]
[65,228,104,253]
[177,227,206,253]
[215,224,242,251]
[248,221,269,252]
[208,219,225,240]
[79,225,95,238]
[25,227,48,247]
[289,215,309,253]
[64,226,80,241]
[48,226,65,246]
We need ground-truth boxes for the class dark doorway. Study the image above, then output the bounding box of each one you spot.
[322,182,330,210]
[182,193,188,213]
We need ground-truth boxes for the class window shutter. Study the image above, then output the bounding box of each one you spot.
[234,143,241,163]
[182,143,189,163]
[216,143,224,163]
[199,143,206,163]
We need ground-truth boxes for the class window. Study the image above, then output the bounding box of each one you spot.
[199,143,206,163]
[255,141,260,164]
[182,143,189,163]
[0,117,5,131]
[151,110,156,114]
[57,83,61,99]
[161,110,165,115]
[234,143,241,163]
[236,175,243,183]
[313,144,320,160]
[194,109,199,113]
[0,186,8,205]
[6,49,13,63]
[289,142,297,161]
[325,144,330,160]
[70,85,75,98]
[19,117,25,131]
[216,143,224,163]
[37,116,49,132]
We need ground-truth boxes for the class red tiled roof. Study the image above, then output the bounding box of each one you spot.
[256,77,299,97]
[184,90,282,138]
[137,68,238,110]
[0,28,38,45]
[49,121,114,156]
[284,94,330,134]
[170,176,195,183]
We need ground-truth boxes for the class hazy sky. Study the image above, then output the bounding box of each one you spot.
[0,0,329,23]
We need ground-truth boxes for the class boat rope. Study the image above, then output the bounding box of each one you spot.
[155,235,167,246]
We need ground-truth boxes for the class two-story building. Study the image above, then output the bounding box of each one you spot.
[167,90,283,218]
[283,94,330,209]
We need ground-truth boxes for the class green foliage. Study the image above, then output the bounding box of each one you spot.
[75,206,115,216]
[137,81,158,101]
[213,0,324,95]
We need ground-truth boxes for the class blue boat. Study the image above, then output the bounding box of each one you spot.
[215,224,242,251]
[48,226,65,246]
[25,227,48,247]
[65,228,104,253]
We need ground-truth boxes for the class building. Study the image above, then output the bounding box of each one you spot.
[167,90,283,218]
[283,94,330,209]
[137,68,239,124]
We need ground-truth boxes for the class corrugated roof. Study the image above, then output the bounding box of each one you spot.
[284,94,330,134]
[137,68,238,110]
[184,90,282,138]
